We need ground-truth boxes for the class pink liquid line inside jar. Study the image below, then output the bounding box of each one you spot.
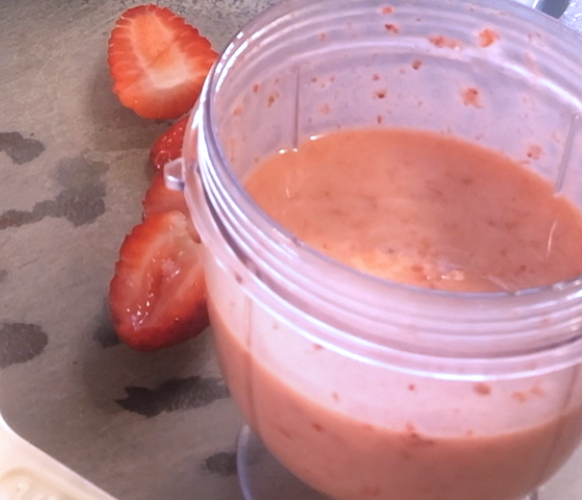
[207,127,582,500]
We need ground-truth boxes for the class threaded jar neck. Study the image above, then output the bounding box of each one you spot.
[187,0,582,378]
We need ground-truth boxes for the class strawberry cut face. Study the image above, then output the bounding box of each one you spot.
[107,4,215,351]
[108,4,217,120]
[109,211,208,351]
[141,172,200,243]
[142,172,190,220]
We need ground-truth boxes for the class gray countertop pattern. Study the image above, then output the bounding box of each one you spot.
[1,1,582,499]
[0,1,278,499]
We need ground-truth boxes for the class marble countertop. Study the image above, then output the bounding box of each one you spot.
[2,1,582,499]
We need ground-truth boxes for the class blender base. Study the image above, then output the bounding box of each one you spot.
[236,425,332,500]
[235,425,539,500]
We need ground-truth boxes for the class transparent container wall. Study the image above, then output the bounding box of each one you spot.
[208,246,582,500]
[201,1,582,499]
[513,0,539,6]
[526,0,571,18]
[213,0,582,206]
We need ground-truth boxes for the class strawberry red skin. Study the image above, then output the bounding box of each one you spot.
[149,114,189,173]
[142,173,189,219]
[142,172,201,242]
[107,4,217,120]
[109,211,208,351]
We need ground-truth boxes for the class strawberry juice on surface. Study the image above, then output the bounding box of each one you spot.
[206,128,582,500]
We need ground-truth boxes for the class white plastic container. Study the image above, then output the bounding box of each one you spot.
[0,414,116,499]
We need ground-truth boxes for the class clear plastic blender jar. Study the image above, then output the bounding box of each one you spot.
[172,0,582,499]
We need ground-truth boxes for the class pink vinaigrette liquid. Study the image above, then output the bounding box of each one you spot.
[245,128,582,292]
[209,128,582,500]
[186,2,582,499]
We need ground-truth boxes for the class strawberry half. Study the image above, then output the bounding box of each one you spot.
[141,172,201,242]
[108,4,217,120]
[109,211,208,352]
[142,172,190,219]
[149,113,189,173]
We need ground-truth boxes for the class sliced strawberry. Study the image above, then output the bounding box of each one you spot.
[142,172,189,218]
[109,211,208,352]
[107,4,217,120]
[141,172,201,242]
[149,113,189,173]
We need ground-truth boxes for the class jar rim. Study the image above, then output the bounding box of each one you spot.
[188,0,582,377]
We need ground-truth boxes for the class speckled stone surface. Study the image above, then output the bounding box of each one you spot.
[1,1,582,500]
[0,1,278,499]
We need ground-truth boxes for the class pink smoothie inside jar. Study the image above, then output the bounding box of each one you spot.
[178,1,582,499]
